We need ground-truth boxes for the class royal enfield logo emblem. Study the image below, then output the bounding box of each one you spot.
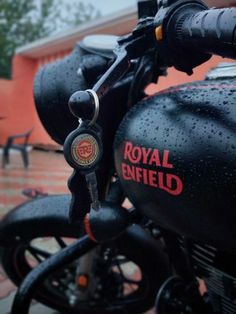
[121,141,183,196]
[71,134,99,167]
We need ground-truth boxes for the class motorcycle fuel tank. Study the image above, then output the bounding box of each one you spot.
[114,78,236,252]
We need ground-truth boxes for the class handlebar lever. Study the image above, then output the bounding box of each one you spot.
[68,18,157,120]
[93,17,157,98]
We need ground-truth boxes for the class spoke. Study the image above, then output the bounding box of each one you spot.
[27,245,52,261]
[121,277,140,285]
[114,259,141,285]
[55,237,67,248]
[27,250,42,263]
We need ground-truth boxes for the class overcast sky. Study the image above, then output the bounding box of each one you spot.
[79,0,136,15]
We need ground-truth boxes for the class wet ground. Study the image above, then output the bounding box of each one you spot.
[0,149,70,314]
[0,149,154,314]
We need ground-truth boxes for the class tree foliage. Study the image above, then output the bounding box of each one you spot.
[0,0,100,78]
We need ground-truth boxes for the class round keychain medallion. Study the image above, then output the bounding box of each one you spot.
[71,133,99,167]
[64,122,103,172]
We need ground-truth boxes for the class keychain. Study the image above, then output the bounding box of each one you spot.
[64,90,103,217]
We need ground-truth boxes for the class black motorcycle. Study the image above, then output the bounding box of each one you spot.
[0,1,236,314]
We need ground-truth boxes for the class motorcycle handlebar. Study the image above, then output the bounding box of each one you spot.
[155,2,236,73]
[176,7,236,59]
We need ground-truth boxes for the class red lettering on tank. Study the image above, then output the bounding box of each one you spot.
[149,170,158,187]
[121,141,183,196]
[162,150,173,169]
[124,142,133,161]
[124,142,173,168]
[122,163,134,181]
[149,149,161,166]
[158,172,183,196]
[121,163,129,180]
[135,167,143,183]
[131,147,142,164]
[124,142,142,164]
[141,147,152,164]
[142,167,148,185]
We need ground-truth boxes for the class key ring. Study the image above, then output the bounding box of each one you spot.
[86,89,100,127]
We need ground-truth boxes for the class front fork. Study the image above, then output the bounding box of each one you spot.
[70,247,100,304]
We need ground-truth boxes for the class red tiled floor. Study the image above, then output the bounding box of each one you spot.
[0,149,71,310]
[0,262,17,306]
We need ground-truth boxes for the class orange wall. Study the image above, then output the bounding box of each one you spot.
[0,55,56,146]
[0,51,231,147]
[146,55,231,95]
[0,49,72,147]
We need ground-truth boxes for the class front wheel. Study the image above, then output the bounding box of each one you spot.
[1,222,169,314]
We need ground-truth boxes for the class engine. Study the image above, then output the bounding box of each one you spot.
[179,237,236,314]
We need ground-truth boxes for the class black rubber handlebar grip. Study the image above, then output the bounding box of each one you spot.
[176,7,236,59]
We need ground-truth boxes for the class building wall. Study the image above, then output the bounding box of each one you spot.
[0,41,76,147]
[0,53,70,147]
[146,56,232,95]
[0,49,232,147]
